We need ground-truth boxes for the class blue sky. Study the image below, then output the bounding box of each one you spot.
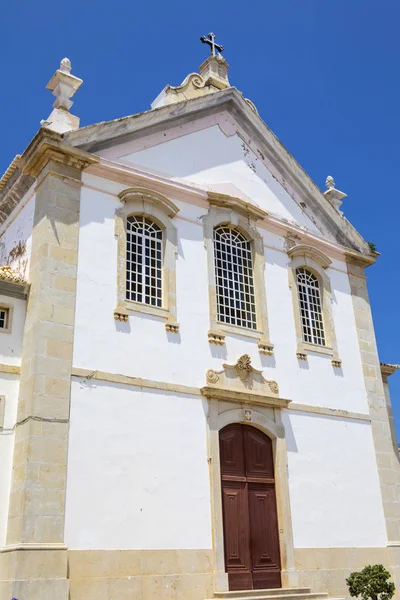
[1,1,400,429]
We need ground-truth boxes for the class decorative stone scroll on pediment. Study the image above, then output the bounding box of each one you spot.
[201,354,290,409]
[156,54,231,108]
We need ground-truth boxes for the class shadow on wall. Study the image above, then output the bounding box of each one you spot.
[114,312,183,345]
[209,342,227,361]
[260,353,276,369]
[283,416,298,453]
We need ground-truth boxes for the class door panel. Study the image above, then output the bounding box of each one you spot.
[220,424,246,477]
[248,483,282,589]
[221,481,252,591]
[244,426,274,480]
[219,424,282,591]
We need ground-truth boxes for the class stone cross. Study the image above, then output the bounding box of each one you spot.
[200,32,224,56]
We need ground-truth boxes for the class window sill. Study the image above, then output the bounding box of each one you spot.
[302,342,333,356]
[209,323,274,355]
[219,323,262,340]
[125,300,168,319]
[114,302,179,332]
[296,342,341,367]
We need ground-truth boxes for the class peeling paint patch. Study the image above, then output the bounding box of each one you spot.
[241,142,250,157]
[8,240,26,263]
[284,232,302,252]
[257,149,265,160]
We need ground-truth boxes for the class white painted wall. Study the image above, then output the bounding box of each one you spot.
[282,410,387,547]
[74,173,369,414]
[105,123,321,234]
[0,192,35,281]
[65,381,212,550]
[0,293,26,366]
[0,374,20,547]
[68,118,387,551]
[265,246,369,414]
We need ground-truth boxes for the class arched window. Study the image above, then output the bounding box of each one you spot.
[114,188,179,330]
[213,226,256,329]
[126,216,163,307]
[296,267,325,346]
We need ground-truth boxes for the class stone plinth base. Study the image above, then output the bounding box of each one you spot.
[3,546,400,599]
[0,547,69,600]
[295,547,400,600]
[0,578,69,600]
[68,549,214,599]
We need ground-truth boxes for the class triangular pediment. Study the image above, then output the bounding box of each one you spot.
[65,88,371,254]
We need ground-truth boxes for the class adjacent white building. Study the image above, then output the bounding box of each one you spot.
[0,46,399,600]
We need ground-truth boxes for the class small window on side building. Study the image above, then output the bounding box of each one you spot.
[0,307,9,331]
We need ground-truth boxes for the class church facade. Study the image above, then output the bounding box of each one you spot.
[0,45,400,600]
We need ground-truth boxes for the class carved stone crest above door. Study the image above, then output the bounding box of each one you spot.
[202,354,290,409]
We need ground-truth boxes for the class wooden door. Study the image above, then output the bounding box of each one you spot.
[219,424,281,591]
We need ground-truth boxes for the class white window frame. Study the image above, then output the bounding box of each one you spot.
[114,188,180,332]
[0,303,13,335]
[213,225,257,330]
[287,244,341,367]
[126,215,163,308]
[296,267,326,346]
[203,193,273,354]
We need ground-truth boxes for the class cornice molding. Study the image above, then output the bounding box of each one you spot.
[0,155,21,191]
[0,266,30,299]
[287,243,332,269]
[19,128,99,179]
[87,158,208,203]
[83,161,376,269]
[380,362,400,379]
[0,543,67,553]
[64,87,371,258]
[0,170,35,227]
[207,191,267,221]
[345,249,377,268]
[118,187,180,218]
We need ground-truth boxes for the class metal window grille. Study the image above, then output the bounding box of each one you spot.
[296,267,325,346]
[213,226,257,329]
[0,309,8,330]
[126,216,163,307]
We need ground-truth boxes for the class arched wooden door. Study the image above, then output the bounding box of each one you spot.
[219,424,281,591]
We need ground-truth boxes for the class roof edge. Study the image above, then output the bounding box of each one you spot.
[63,88,372,258]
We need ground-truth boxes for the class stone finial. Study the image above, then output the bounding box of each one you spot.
[60,57,72,73]
[151,32,230,110]
[47,57,82,111]
[199,54,229,89]
[323,175,347,215]
[42,58,83,133]
[325,175,335,190]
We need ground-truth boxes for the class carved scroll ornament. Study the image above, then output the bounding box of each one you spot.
[204,354,282,403]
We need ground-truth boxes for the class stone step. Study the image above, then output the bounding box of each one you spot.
[209,593,331,600]
[213,589,312,598]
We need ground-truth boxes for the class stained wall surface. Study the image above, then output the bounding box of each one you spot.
[0,192,35,281]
